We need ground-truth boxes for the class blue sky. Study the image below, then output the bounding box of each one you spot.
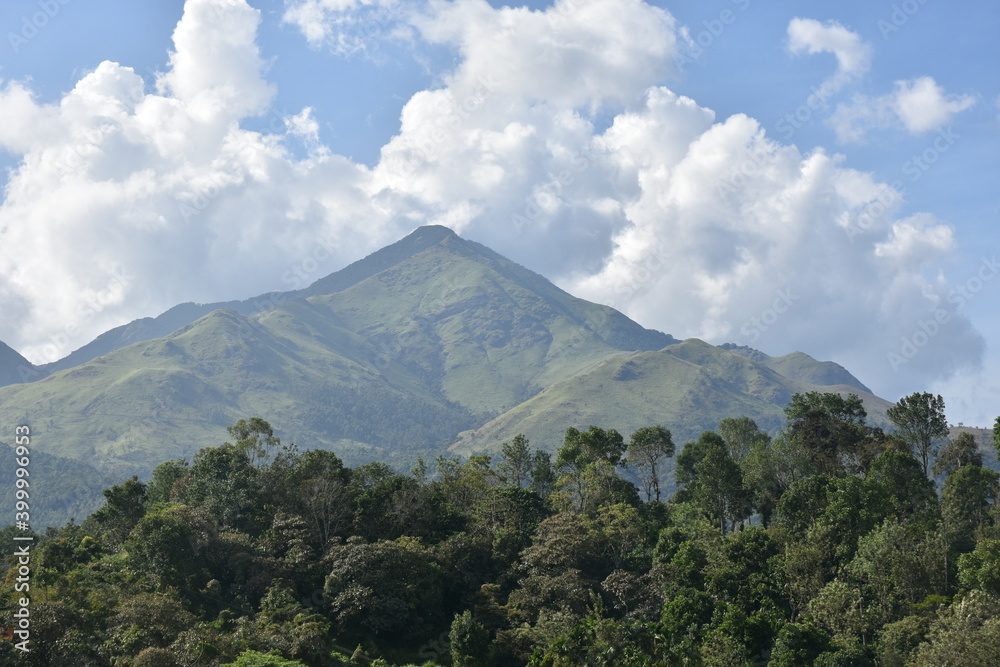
[0,0,997,426]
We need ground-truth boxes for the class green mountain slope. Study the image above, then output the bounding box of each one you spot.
[721,345,872,393]
[451,339,893,457]
[0,226,679,523]
[0,226,889,528]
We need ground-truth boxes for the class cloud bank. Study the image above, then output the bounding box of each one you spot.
[0,0,985,405]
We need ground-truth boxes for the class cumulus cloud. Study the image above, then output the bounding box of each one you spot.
[0,0,985,403]
[0,0,398,363]
[787,18,871,100]
[830,76,975,142]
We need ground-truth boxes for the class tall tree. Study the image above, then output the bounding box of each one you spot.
[676,431,749,534]
[497,434,532,489]
[530,450,556,499]
[226,417,281,468]
[626,425,674,501]
[557,426,627,470]
[717,417,770,465]
[784,392,868,476]
[933,432,983,477]
[941,464,1000,552]
[887,392,949,476]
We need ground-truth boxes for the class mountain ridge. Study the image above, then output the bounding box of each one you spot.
[0,225,881,528]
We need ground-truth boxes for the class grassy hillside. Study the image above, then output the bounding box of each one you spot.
[0,227,682,527]
[451,339,894,457]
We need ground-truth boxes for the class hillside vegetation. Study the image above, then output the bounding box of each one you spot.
[3,396,999,665]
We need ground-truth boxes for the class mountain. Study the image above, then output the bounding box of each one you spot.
[0,340,36,385]
[0,226,677,518]
[0,225,883,528]
[720,345,872,393]
[451,339,891,458]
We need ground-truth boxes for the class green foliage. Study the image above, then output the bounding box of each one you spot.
[785,391,868,476]
[941,464,1000,552]
[958,538,1000,595]
[497,434,533,489]
[887,392,949,476]
[933,431,983,477]
[626,425,674,502]
[450,610,491,667]
[676,431,749,534]
[8,404,1000,666]
[225,650,309,666]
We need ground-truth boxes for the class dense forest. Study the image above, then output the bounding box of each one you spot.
[3,392,999,666]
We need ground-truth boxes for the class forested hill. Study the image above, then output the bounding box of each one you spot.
[0,226,883,530]
[3,396,998,665]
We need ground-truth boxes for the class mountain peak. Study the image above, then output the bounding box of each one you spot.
[302,225,464,298]
[403,224,459,243]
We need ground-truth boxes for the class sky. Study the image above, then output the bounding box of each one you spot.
[0,0,997,427]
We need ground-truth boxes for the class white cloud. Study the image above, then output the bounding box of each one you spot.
[282,0,410,55]
[787,18,871,100]
[0,0,985,405]
[893,77,975,133]
[830,76,975,142]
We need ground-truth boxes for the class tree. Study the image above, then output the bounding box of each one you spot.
[530,450,556,499]
[187,443,259,530]
[887,392,948,476]
[450,610,490,667]
[323,538,445,643]
[676,431,749,534]
[497,434,533,488]
[769,622,832,666]
[958,538,1000,596]
[626,425,674,501]
[227,417,281,467]
[866,450,937,522]
[90,476,148,548]
[146,460,190,504]
[909,591,1000,666]
[941,464,1000,552]
[932,432,982,477]
[555,427,634,514]
[717,416,770,465]
[124,510,206,591]
[558,426,627,470]
[784,392,868,476]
